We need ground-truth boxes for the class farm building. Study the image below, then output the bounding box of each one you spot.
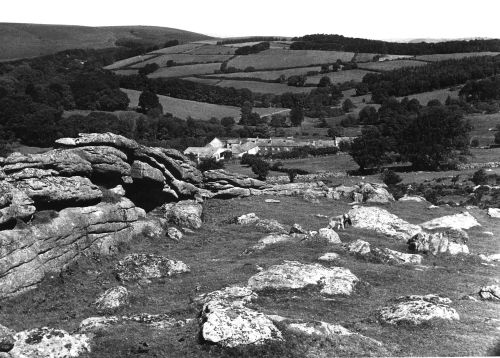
[184,146,231,162]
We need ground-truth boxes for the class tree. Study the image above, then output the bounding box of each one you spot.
[359,106,379,124]
[495,130,500,145]
[221,116,235,129]
[270,114,286,132]
[239,101,253,125]
[349,126,392,171]
[342,98,355,112]
[290,105,304,127]
[138,90,162,113]
[287,75,307,87]
[138,63,159,76]
[251,159,270,180]
[318,76,332,88]
[327,126,343,138]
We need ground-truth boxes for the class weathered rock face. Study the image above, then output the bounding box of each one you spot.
[203,170,267,198]
[248,261,359,296]
[399,195,427,202]
[0,324,15,353]
[10,327,91,358]
[360,183,395,203]
[0,197,145,298]
[317,228,341,243]
[344,239,371,256]
[487,208,500,218]
[163,200,203,229]
[372,248,423,265]
[194,286,257,307]
[408,229,469,255]
[167,227,183,242]
[420,211,480,231]
[114,253,190,282]
[0,182,35,228]
[379,295,459,325]
[348,206,422,240]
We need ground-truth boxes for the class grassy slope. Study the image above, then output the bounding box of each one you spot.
[0,23,211,61]
[1,195,498,357]
[122,88,290,120]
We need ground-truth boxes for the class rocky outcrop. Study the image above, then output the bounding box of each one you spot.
[114,253,190,282]
[0,197,145,298]
[379,295,459,325]
[203,170,267,198]
[10,327,91,358]
[371,248,423,265]
[348,206,422,240]
[317,228,341,243]
[248,261,359,296]
[318,253,340,262]
[0,324,15,353]
[0,182,35,227]
[408,229,469,255]
[487,208,500,218]
[344,239,372,255]
[360,183,395,203]
[398,195,427,202]
[420,211,480,230]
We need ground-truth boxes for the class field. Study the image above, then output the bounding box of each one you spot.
[467,113,500,147]
[357,59,428,71]
[150,43,205,54]
[215,80,314,94]
[0,23,211,61]
[122,88,290,120]
[183,77,222,85]
[104,54,157,70]
[204,66,323,81]
[227,49,355,70]
[148,63,222,78]
[114,69,139,76]
[396,87,461,105]
[306,69,374,85]
[353,53,379,62]
[415,52,500,62]
[3,193,499,357]
[189,44,236,55]
[130,53,233,68]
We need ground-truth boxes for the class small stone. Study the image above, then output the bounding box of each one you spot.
[318,253,340,262]
[344,239,371,255]
[289,223,307,235]
[479,285,500,300]
[235,213,259,225]
[255,219,287,233]
[265,199,280,203]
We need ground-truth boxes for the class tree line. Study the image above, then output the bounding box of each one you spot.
[291,34,500,55]
[361,55,500,102]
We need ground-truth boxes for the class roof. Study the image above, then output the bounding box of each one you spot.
[184,147,219,156]
[232,142,259,154]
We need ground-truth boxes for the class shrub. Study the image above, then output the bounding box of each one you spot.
[198,157,224,172]
[251,159,270,180]
[381,169,402,185]
[471,169,488,185]
[470,138,480,147]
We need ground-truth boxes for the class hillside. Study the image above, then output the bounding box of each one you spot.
[0,23,211,61]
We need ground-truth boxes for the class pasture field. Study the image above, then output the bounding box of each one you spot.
[130,53,233,68]
[306,69,374,85]
[415,52,500,62]
[204,66,323,81]
[150,43,205,54]
[189,44,236,55]
[396,87,461,105]
[183,77,222,85]
[227,49,355,70]
[216,80,313,94]
[114,69,139,76]
[122,88,289,120]
[148,63,222,78]
[4,193,498,357]
[104,54,158,70]
[467,112,500,147]
[357,59,428,71]
[353,53,379,62]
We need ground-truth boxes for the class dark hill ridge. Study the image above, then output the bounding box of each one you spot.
[0,23,212,61]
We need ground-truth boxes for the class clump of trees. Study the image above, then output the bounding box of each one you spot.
[349,98,472,171]
[235,42,270,56]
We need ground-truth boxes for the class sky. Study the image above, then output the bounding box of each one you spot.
[1,0,500,40]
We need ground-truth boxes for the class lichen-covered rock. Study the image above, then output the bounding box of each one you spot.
[130,160,165,184]
[10,327,91,358]
[360,183,394,203]
[234,213,260,225]
[0,182,35,227]
[487,208,500,218]
[0,324,15,353]
[344,239,371,255]
[94,286,129,312]
[255,219,287,233]
[167,227,183,242]
[114,253,190,282]
[68,146,131,177]
[163,200,203,229]
[348,206,422,240]
[56,132,139,151]
[317,228,341,243]
[399,195,427,202]
[318,253,340,262]
[200,300,282,348]
[0,198,145,298]
[372,248,423,265]
[478,285,500,300]
[379,295,459,325]
[420,211,480,230]
[203,170,267,191]
[12,175,102,206]
[408,229,469,255]
[244,234,298,253]
[194,286,257,307]
[248,261,359,296]
[78,316,120,333]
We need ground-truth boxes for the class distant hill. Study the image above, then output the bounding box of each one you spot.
[0,23,212,61]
